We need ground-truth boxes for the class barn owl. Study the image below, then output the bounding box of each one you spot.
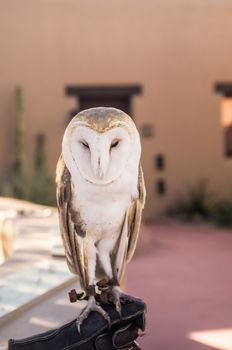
[56,107,146,331]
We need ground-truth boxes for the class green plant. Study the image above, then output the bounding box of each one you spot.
[213,200,232,227]
[10,86,29,199]
[173,179,213,219]
[29,133,56,206]
[0,87,56,207]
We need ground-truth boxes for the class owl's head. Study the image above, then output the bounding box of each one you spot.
[62,107,141,185]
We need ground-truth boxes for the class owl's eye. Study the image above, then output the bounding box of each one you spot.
[111,140,120,148]
[81,141,89,149]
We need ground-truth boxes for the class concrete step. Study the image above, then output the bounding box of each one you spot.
[0,259,76,325]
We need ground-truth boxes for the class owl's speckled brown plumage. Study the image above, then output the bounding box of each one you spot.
[68,107,134,134]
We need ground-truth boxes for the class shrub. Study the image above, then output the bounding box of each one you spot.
[213,201,232,227]
[0,87,56,207]
[9,87,29,199]
[171,179,213,220]
[29,133,56,206]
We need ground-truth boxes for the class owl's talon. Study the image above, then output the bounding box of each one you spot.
[77,320,81,334]
[104,286,141,317]
[101,286,122,317]
[76,296,111,333]
[95,303,111,329]
[115,301,122,319]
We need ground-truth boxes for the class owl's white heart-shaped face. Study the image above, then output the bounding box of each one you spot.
[62,123,140,185]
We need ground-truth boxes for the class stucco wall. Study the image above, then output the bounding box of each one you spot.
[1,0,232,218]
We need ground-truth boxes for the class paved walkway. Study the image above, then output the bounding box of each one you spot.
[0,203,232,349]
[0,281,86,347]
[0,198,75,321]
[0,198,78,347]
[127,221,232,350]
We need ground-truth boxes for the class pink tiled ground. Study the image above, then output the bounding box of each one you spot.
[126,220,232,350]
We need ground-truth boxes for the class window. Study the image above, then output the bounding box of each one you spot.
[214,83,232,157]
[155,154,165,170]
[156,179,166,195]
[221,98,232,156]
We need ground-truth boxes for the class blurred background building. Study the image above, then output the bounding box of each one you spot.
[1,0,232,219]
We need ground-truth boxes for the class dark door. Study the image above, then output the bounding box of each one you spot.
[79,96,130,115]
[65,85,142,120]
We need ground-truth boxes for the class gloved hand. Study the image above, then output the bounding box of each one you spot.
[8,299,146,350]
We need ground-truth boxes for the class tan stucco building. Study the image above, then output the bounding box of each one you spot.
[1,0,232,218]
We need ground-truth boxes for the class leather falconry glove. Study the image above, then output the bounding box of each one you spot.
[8,299,146,350]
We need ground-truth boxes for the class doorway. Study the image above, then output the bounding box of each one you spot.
[65,85,142,119]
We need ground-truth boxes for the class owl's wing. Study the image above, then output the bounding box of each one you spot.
[56,155,88,291]
[127,164,146,262]
[113,163,146,282]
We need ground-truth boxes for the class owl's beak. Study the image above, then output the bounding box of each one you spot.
[96,159,104,179]
[91,152,109,180]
